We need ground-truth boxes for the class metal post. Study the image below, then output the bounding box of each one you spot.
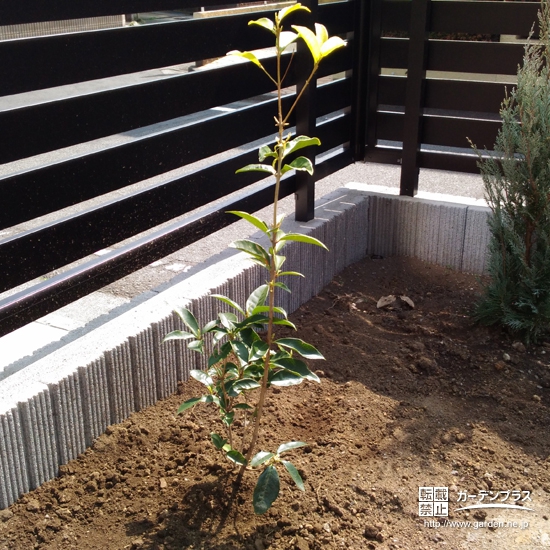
[399,0,431,197]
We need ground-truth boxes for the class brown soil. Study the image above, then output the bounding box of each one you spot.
[2,256,550,550]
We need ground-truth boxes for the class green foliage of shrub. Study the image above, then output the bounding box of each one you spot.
[473,1,550,343]
[164,5,345,513]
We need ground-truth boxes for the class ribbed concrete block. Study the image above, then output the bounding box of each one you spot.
[105,342,135,424]
[434,202,468,270]
[79,357,110,446]
[130,330,157,411]
[462,205,491,274]
[50,374,86,463]
[0,409,29,508]
[18,390,58,489]
[392,197,419,257]
[155,317,178,399]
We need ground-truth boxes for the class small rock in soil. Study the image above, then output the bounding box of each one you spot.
[0,509,13,522]
[26,498,41,512]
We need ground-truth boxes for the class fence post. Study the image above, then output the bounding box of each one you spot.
[399,0,431,196]
[294,0,318,222]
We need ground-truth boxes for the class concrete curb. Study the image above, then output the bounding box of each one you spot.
[0,186,491,509]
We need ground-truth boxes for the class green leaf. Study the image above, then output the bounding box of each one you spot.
[175,307,200,337]
[276,338,325,360]
[282,156,314,176]
[270,370,303,386]
[188,339,204,353]
[279,3,310,22]
[219,311,238,330]
[320,35,347,57]
[252,305,288,318]
[190,369,214,387]
[246,284,269,316]
[211,294,245,316]
[227,211,269,234]
[234,402,254,410]
[274,282,292,293]
[240,327,261,347]
[232,378,262,393]
[211,433,227,450]
[250,451,275,468]
[272,318,297,329]
[271,357,320,382]
[292,25,321,64]
[282,460,305,491]
[208,342,232,367]
[279,233,328,250]
[235,163,276,175]
[274,254,286,270]
[253,465,280,515]
[235,314,270,329]
[249,17,275,33]
[227,50,266,71]
[258,145,276,162]
[282,136,321,159]
[279,31,298,52]
[231,240,271,265]
[250,340,269,361]
[231,340,249,366]
[226,449,247,466]
[163,330,195,342]
[222,411,235,426]
[177,396,203,414]
[277,441,306,455]
[278,271,304,278]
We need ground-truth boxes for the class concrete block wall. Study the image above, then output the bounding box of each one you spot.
[0,186,491,509]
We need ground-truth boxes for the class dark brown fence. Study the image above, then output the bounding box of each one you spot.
[362,0,541,195]
[0,0,543,337]
[0,0,355,337]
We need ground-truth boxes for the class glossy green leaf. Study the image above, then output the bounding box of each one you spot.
[274,282,292,293]
[252,305,288,318]
[274,254,286,270]
[227,50,266,71]
[249,17,275,33]
[282,460,305,491]
[253,465,280,515]
[234,402,254,410]
[235,163,276,175]
[278,271,304,278]
[231,240,271,264]
[211,294,245,316]
[250,451,275,467]
[279,233,328,249]
[277,441,306,455]
[235,314,270,329]
[279,31,298,52]
[175,307,200,337]
[240,327,261,347]
[292,25,321,63]
[279,3,310,22]
[315,22,329,45]
[246,284,269,316]
[258,145,276,162]
[227,211,269,233]
[226,449,247,466]
[270,370,303,386]
[231,340,249,366]
[222,411,235,426]
[202,319,219,333]
[163,330,195,342]
[272,319,297,329]
[320,35,347,57]
[232,378,262,393]
[210,433,227,450]
[208,342,232,367]
[250,340,269,361]
[282,156,314,175]
[188,339,204,352]
[177,396,203,414]
[276,337,325,359]
[271,357,320,382]
[219,311,238,330]
[282,136,321,159]
[190,369,214,387]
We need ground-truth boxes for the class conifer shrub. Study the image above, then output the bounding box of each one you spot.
[472,1,550,343]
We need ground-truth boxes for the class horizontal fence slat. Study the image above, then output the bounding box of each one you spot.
[430,1,540,36]
[423,115,501,150]
[428,40,525,75]
[418,150,479,174]
[0,0,242,26]
[1,76,351,229]
[379,75,508,114]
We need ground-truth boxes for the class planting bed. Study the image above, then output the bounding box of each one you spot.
[1,256,550,549]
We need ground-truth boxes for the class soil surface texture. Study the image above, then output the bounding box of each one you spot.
[2,256,550,550]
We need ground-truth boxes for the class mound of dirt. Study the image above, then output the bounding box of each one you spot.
[1,256,549,550]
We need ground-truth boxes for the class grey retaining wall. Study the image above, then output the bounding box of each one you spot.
[0,186,490,509]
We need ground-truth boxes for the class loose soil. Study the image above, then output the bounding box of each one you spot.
[2,256,550,550]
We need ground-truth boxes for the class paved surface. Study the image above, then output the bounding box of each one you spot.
[0,161,485,379]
